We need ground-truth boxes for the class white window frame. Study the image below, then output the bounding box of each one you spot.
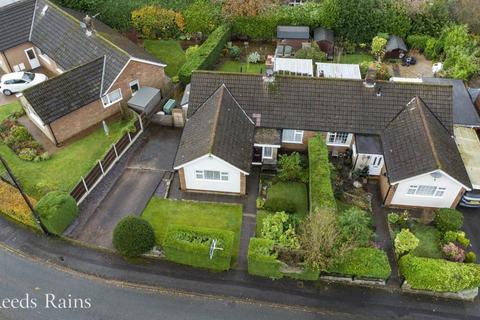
[327,132,350,146]
[194,170,229,182]
[101,88,123,108]
[129,80,140,96]
[262,146,273,159]
[406,185,446,198]
[282,129,304,144]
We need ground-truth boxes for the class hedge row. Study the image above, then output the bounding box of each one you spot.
[399,254,480,292]
[308,135,336,212]
[328,248,391,280]
[178,25,230,84]
[164,224,234,271]
[247,238,283,279]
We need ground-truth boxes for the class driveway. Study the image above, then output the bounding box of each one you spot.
[459,207,480,256]
[67,125,182,248]
[397,52,433,78]
[0,93,16,106]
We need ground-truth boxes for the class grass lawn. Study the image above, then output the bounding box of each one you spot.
[339,53,374,65]
[144,40,186,77]
[141,197,243,261]
[0,102,21,119]
[267,181,308,216]
[215,61,265,74]
[412,225,443,259]
[0,102,131,199]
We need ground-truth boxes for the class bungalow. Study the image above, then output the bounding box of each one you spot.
[179,71,471,209]
[385,35,408,59]
[0,0,167,145]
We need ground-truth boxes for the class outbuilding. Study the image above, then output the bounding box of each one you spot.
[385,35,407,59]
[313,27,334,59]
[276,26,310,51]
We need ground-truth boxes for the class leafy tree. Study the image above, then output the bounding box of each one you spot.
[450,0,480,34]
[295,43,327,62]
[381,0,412,38]
[131,5,185,39]
[338,207,373,247]
[371,36,388,61]
[277,152,307,183]
[113,216,156,257]
[184,0,222,35]
[222,0,279,20]
[409,0,452,36]
[261,212,300,249]
[394,229,419,257]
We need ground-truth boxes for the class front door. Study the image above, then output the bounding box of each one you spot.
[369,155,383,175]
[24,48,40,69]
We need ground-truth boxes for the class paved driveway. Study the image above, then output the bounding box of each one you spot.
[67,125,182,248]
[0,93,17,106]
[459,207,480,256]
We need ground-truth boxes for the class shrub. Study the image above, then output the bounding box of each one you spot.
[443,230,458,243]
[294,44,327,62]
[163,224,234,271]
[308,135,336,212]
[131,5,185,39]
[328,248,391,280]
[178,25,230,84]
[434,208,464,232]
[399,254,480,292]
[406,34,432,51]
[184,0,221,35]
[394,229,419,257]
[424,37,440,60]
[247,52,261,64]
[35,191,78,235]
[260,212,300,249]
[465,252,477,264]
[457,232,471,248]
[185,45,200,59]
[387,213,399,225]
[264,197,296,213]
[18,148,37,161]
[277,152,306,183]
[228,45,241,60]
[371,36,387,61]
[442,242,465,262]
[112,216,156,257]
[247,238,283,279]
[11,126,30,144]
[338,207,373,246]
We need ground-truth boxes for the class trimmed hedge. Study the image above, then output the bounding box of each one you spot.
[308,135,336,212]
[328,248,391,280]
[35,191,78,235]
[399,254,480,292]
[164,224,234,271]
[178,25,230,84]
[113,216,156,257]
[247,238,283,279]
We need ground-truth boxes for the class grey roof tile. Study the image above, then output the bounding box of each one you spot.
[0,0,35,51]
[382,97,471,187]
[386,35,407,52]
[175,85,255,173]
[277,26,310,39]
[23,57,103,124]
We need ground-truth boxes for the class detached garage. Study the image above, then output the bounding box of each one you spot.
[174,85,255,195]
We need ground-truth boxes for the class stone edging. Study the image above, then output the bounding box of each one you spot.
[401,281,479,301]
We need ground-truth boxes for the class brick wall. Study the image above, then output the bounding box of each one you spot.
[0,52,10,73]
[240,173,246,195]
[2,42,37,71]
[281,130,317,152]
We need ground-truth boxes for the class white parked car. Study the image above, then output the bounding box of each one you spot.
[0,72,48,96]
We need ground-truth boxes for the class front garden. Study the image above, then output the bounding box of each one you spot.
[141,197,243,267]
[249,135,391,281]
[389,208,480,294]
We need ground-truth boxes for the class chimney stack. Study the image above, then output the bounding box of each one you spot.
[83,15,94,36]
[364,63,377,88]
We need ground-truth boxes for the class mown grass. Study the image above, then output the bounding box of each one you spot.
[144,40,186,77]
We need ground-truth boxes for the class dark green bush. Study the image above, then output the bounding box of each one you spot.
[406,34,432,51]
[465,252,477,264]
[112,216,156,257]
[434,208,464,233]
[328,248,391,280]
[164,224,234,271]
[264,197,296,213]
[247,238,283,279]
[184,0,221,35]
[338,207,373,246]
[35,191,78,235]
[308,135,336,212]
[277,152,307,183]
[399,254,480,292]
[178,25,230,84]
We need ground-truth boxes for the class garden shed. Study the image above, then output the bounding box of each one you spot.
[127,87,161,116]
[385,35,407,59]
[313,27,334,59]
[276,26,310,51]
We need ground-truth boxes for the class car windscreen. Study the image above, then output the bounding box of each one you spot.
[22,72,35,82]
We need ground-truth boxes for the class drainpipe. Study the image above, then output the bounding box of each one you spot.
[48,124,60,146]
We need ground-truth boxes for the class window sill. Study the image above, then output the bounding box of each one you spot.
[282,140,303,144]
[327,142,350,147]
[102,99,122,108]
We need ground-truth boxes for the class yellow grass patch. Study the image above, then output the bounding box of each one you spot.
[0,180,37,227]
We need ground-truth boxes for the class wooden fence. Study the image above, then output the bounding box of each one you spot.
[70,113,145,204]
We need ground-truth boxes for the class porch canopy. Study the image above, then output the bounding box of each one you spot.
[454,126,480,190]
[127,87,161,115]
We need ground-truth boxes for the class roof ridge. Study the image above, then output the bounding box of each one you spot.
[415,97,442,169]
[208,85,225,154]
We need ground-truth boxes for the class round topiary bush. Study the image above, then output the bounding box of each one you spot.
[264,197,296,213]
[35,191,78,235]
[434,208,464,233]
[112,216,156,257]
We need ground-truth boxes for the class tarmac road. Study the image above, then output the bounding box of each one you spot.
[0,247,353,320]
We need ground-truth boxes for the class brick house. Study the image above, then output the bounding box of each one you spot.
[0,0,167,145]
[179,71,472,209]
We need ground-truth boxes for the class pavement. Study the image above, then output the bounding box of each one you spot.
[459,206,480,257]
[66,125,182,248]
[0,92,16,106]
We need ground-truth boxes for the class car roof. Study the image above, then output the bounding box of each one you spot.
[1,72,26,81]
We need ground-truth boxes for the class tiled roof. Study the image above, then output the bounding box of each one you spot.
[277,26,310,39]
[0,0,35,51]
[382,97,471,187]
[174,85,255,173]
[189,72,454,135]
[23,57,104,124]
[355,135,382,155]
[254,128,281,145]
